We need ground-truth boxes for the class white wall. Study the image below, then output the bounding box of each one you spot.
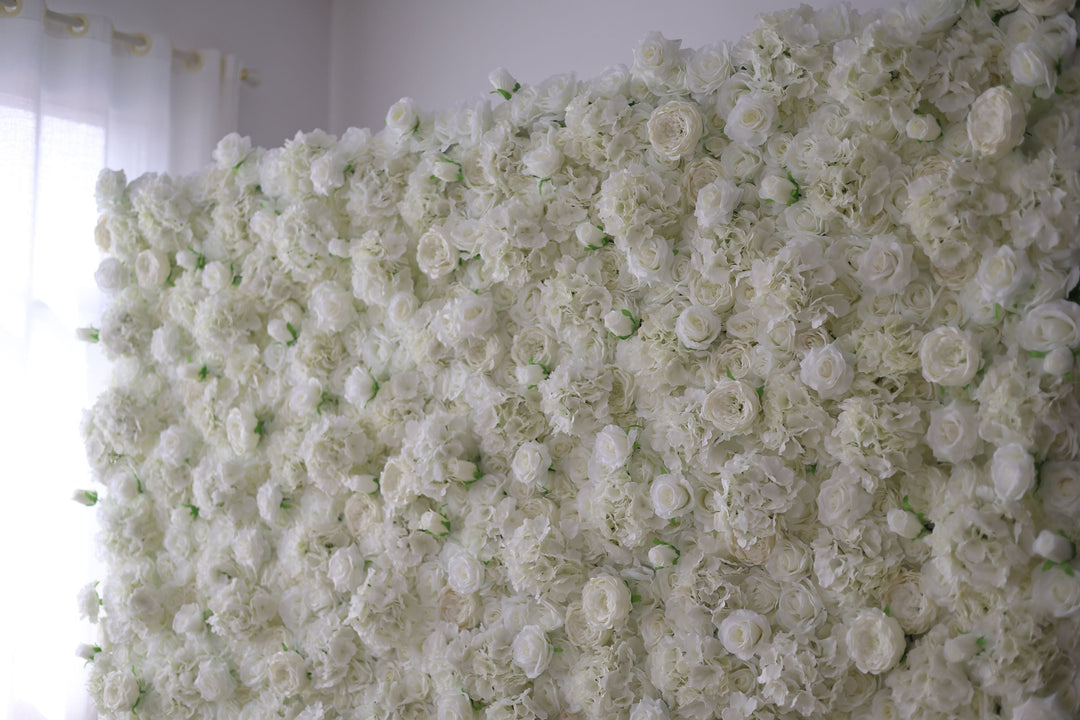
[51,0,332,149]
[330,0,901,135]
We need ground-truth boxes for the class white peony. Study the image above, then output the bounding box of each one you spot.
[725,92,777,147]
[906,114,941,141]
[992,443,1036,503]
[799,343,853,399]
[702,379,760,433]
[675,304,722,350]
[717,609,772,660]
[94,257,128,293]
[648,100,704,160]
[845,608,906,674]
[581,574,632,629]
[926,400,979,463]
[919,326,980,386]
[512,625,553,679]
[1010,42,1056,89]
[967,86,1027,159]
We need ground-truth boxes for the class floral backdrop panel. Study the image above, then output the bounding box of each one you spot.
[79,0,1080,718]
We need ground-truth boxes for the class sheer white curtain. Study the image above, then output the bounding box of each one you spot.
[0,1,242,718]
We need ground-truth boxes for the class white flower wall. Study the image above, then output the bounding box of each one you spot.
[81,0,1080,718]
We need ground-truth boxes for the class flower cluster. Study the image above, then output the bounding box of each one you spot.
[80,0,1080,718]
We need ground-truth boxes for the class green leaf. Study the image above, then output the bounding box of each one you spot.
[280,498,293,509]
[725,366,735,381]
[286,322,298,346]
[197,364,209,381]
[491,88,512,101]
[1027,350,1048,358]
[552,646,563,653]
[84,490,99,505]
[884,605,891,616]
[975,636,986,647]
[254,419,265,436]
[630,594,642,603]
[182,503,200,519]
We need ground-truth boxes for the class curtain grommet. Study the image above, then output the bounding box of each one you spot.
[130,32,151,56]
[183,49,203,72]
[66,13,89,37]
[0,0,22,18]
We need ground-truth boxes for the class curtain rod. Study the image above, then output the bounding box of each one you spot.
[0,0,260,87]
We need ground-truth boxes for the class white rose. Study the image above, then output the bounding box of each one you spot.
[289,377,323,415]
[386,97,419,136]
[581,574,632,629]
[195,659,236,702]
[212,132,251,169]
[919,326,980,386]
[594,424,632,470]
[856,235,914,295]
[992,443,1036,502]
[650,473,693,519]
[512,625,553,679]
[976,246,1030,305]
[625,231,673,284]
[95,257,129,293]
[512,441,551,485]
[157,426,190,467]
[1018,0,1075,15]
[765,538,811,582]
[845,608,906,674]
[201,260,232,292]
[267,650,307,695]
[882,574,937,635]
[717,609,771,660]
[648,543,680,568]
[437,692,473,720]
[725,93,777,147]
[967,86,1026,159]
[1017,300,1080,351]
[604,308,638,338]
[887,508,925,540]
[1043,347,1075,376]
[799,343,853,399]
[451,293,494,337]
[1040,462,1080,518]
[817,473,872,528]
[523,141,563,179]
[488,67,518,95]
[675,305,721,350]
[1011,695,1071,720]
[101,670,140,710]
[630,697,671,720]
[686,43,731,95]
[759,172,797,205]
[904,0,965,34]
[328,545,363,591]
[417,227,457,280]
[1033,529,1075,563]
[906,114,942,141]
[344,366,377,408]
[1032,563,1080,617]
[310,282,355,332]
[648,100,704,160]
[226,406,259,455]
[702,380,760,433]
[1010,42,1055,89]
[135,248,170,288]
[926,400,979,463]
[634,31,681,78]
[447,552,484,594]
[695,178,741,228]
